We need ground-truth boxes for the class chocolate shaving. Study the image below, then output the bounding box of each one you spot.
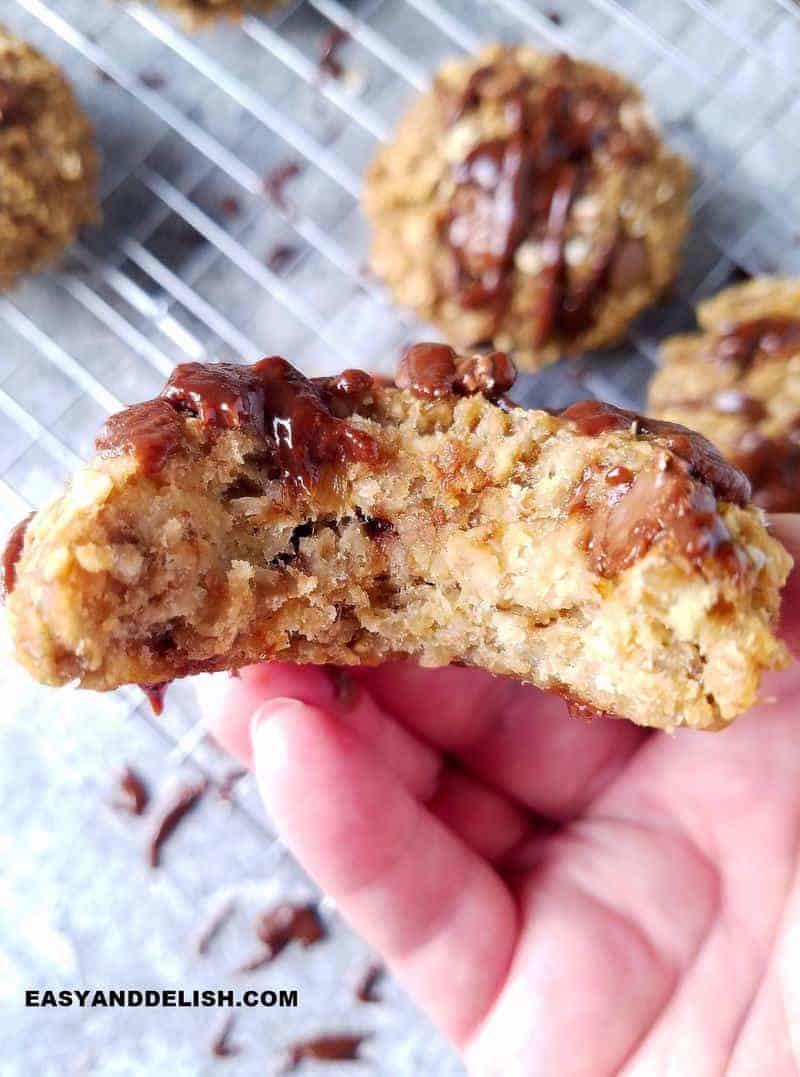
[195,897,236,956]
[219,196,241,218]
[279,1034,367,1072]
[209,1013,238,1058]
[147,779,207,868]
[112,765,150,816]
[238,901,325,973]
[217,768,247,803]
[264,161,303,211]
[140,70,167,90]
[318,27,349,80]
[354,961,384,1003]
[266,245,297,273]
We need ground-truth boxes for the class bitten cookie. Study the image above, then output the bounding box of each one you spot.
[5,344,790,732]
[364,45,691,370]
[0,27,98,291]
[648,277,800,512]
[126,0,284,26]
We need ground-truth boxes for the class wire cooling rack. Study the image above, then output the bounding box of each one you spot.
[3,0,800,1072]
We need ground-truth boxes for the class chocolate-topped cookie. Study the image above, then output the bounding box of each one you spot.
[5,346,790,732]
[364,45,690,370]
[648,278,800,512]
[0,27,98,290]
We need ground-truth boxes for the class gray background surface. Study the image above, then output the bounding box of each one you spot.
[2,0,799,1073]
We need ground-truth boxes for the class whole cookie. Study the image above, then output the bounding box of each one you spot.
[648,277,800,512]
[364,45,691,370]
[0,27,98,291]
[127,0,284,25]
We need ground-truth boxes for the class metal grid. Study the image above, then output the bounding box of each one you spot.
[4,0,800,1068]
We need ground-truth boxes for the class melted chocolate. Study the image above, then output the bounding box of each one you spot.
[140,683,169,716]
[98,358,379,493]
[577,460,744,579]
[2,512,34,598]
[733,424,800,513]
[0,78,23,126]
[96,400,183,476]
[443,57,653,341]
[323,665,360,707]
[280,1034,367,1071]
[562,401,750,579]
[669,388,768,423]
[362,515,395,543]
[112,765,150,816]
[560,399,750,505]
[712,316,800,369]
[147,779,206,868]
[396,343,516,400]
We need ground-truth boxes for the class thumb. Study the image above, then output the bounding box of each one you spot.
[250,698,517,1047]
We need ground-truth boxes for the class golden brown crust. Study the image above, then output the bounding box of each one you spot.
[5,352,791,733]
[648,277,800,512]
[0,27,98,291]
[121,0,284,26]
[363,45,691,371]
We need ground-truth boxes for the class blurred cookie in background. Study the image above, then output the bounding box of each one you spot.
[648,277,800,511]
[364,44,691,371]
[125,0,285,27]
[0,26,98,291]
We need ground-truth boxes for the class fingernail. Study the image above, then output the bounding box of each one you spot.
[250,698,308,770]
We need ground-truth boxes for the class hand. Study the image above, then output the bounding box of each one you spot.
[207,516,800,1077]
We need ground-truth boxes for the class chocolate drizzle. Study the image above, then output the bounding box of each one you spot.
[140,683,169,716]
[562,400,750,579]
[711,316,800,369]
[95,400,183,476]
[732,422,800,513]
[396,343,516,400]
[2,512,33,598]
[95,358,379,493]
[442,55,654,342]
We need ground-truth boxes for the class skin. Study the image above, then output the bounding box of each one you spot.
[206,515,800,1076]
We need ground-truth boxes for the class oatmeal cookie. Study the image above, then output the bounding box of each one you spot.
[364,45,691,370]
[0,27,98,291]
[5,344,789,732]
[126,0,284,26]
[648,277,800,512]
